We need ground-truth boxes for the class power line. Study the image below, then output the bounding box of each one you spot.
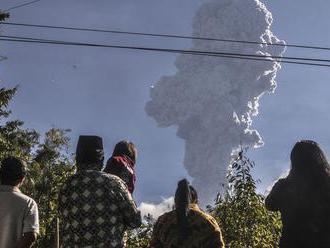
[1,35,329,68]
[1,34,330,64]
[1,35,330,68]
[2,21,330,51]
[4,0,42,11]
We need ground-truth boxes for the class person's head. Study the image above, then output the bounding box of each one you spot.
[290,140,330,181]
[0,156,27,186]
[112,140,137,164]
[76,135,104,171]
[174,179,198,238]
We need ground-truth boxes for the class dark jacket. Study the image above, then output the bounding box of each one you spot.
[266,177,330,248]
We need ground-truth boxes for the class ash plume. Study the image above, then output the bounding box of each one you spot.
[146,0,285,205]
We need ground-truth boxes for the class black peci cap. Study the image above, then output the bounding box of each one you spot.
[76,135,104,165]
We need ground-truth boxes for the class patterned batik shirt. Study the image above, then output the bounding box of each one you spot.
[149,204,224,248]
[58,170,141,248]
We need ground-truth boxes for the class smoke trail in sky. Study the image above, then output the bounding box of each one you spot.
[146,0,285,205]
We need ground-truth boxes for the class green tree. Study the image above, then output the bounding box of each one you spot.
[210,148,282,248]
[127,215,154,248]
[0,85,283,247]
[0,86,39,161]
[26,128,75,246]
[0,86,75,246]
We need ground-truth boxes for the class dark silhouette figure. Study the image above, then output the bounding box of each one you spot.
[150,179,224,248]
[266,140,330,248]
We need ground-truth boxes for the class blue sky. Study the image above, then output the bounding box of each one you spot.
[0,0,330,204]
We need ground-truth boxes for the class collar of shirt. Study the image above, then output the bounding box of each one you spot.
[77,163,102,171]
[0,185,21,193]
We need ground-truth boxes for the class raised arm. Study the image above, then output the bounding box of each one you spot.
[117,180,142,229]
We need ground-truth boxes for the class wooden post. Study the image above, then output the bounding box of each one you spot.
[55,217,60,248]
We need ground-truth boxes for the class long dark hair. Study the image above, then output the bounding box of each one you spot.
[112,140,137,164]
[175,179,198,238]
[289,140,330,186]
[287,140,330,235]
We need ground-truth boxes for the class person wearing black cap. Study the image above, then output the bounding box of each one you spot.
[0,156,39,248]
[58,135,141,247]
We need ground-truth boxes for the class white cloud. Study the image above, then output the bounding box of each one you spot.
[145,0,285,205]
[139,197,174,219]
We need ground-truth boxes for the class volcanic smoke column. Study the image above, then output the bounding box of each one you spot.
[145,0,285,205]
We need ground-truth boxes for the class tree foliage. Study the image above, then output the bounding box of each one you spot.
[0,85,282,247]
[0,86,75,246]
[0,87,39,161]
[26,128,75,246]
[210,148,282,248]
[127,215,154,248]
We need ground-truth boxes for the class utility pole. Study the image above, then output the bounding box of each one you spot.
[55,218,60,248]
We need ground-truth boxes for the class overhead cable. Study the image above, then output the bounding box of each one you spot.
[2,21,330,51]
[4,0,42,11]
[0,35,330,68]
[1,34,330,64]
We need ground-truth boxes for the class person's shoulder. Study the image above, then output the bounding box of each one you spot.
[190,204,206,216]
[100,172,129,189]
[15,191,38,208]
[266,177,291,203]
[156,210,176,225]
[60,172,80,189]
[203,212,220,229]
[101,171,124,182]
[63,170,108,183]
[191,206,220,230]
[159,209,175,219]
[268,177,290,192]
[276,178,288,185]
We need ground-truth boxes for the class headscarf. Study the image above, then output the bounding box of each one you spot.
[104,155,136,193]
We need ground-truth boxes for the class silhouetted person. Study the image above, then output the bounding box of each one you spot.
[150,179,224,248]
[104,140,137,194]
[58,136,141,247]
[0,157,39,248]
[266,140,330,248]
